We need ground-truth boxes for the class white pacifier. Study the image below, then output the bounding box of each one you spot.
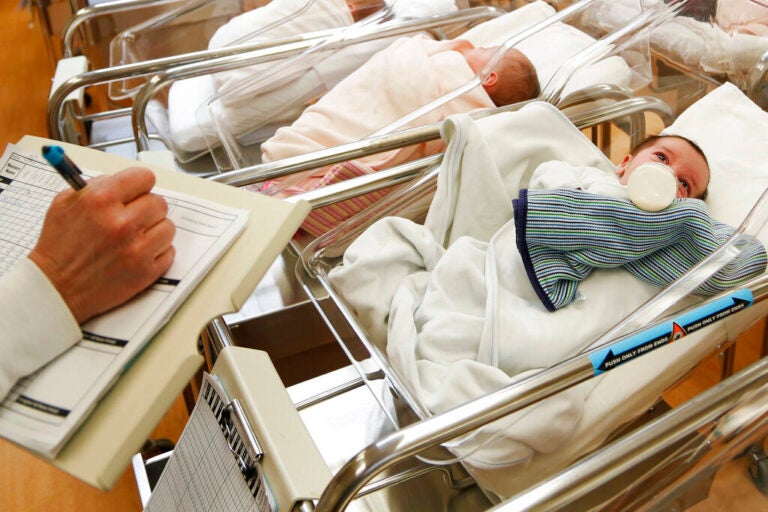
[627,162,677,212]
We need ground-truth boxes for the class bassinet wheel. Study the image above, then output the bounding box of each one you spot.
[748,449,768,494]
[140,438,174,460]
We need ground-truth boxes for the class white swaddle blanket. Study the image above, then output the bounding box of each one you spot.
[580,0,768,78]
[388,0,457,18]
[328,102,662,464]
[167,0,355,154]
[207,0,354,91]
[326,90,768,497]
[166,0,460,155]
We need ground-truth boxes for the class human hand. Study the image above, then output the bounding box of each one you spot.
[28,167,176,324]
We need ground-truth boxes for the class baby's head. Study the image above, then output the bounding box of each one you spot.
[347,0,385,21]
[617,134,710,200]
[463,46,540,107]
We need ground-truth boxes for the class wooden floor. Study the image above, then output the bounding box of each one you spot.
[1,1,768,510]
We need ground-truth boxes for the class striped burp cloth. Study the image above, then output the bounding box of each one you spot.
[513,188,767,311]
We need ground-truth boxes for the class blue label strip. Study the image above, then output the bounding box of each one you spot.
[589,289,754,376]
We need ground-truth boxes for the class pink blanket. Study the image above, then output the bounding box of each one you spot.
[256,35,496,235]
[717,0,768,36]
[260,35,496,190]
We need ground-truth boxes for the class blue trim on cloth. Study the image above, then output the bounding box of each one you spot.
[513,189,557,311]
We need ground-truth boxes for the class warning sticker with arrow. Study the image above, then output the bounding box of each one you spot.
[589,289,753,375]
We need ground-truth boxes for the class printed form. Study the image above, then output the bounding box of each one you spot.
[0,145,249,457]
[144,373,278,512]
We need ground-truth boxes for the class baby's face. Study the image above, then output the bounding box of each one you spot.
[464,46,499,75]
[618,137,709,199]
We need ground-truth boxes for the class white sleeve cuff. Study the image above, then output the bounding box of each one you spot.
[0,258,81,399]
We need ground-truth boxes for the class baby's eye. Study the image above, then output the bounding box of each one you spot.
[679,179,689,191]
[655,152,668,163]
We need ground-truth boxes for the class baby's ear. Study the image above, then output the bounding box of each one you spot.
[482,72,498,89]
[616,154,632,176]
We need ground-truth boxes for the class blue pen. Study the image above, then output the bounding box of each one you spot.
[42,145,88,191]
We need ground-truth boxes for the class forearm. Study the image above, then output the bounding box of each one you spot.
[0,259,81,400]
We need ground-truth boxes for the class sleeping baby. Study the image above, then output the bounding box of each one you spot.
[259,36,540,172]
[251,35,539,236]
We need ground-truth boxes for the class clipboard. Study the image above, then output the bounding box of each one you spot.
[14,136,311,490]
[145,347,332,511]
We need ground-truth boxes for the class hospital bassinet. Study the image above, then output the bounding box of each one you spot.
[573,0,768,112]
[48,4,506,169]
[294,88,768,498]
[180,73,768,511]
[60,0,189,73]
[204,0,718,242]
[195,0,671,173]
[106,0,407,101]
[133,3,506,170]
[50,0,695,178]
[49,1,762,510]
